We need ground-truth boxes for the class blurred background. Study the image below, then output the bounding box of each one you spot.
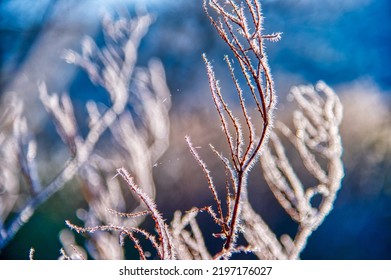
[1,0,390,259]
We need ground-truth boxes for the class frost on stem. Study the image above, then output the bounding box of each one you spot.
[186,0,279,258]
[66,167,175,260]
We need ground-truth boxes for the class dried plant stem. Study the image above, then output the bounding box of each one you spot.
[196,0,279,256]
[224,170,243,251]
[116,168,175,260]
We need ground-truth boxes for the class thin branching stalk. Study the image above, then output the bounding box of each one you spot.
[191,0,280,256]
[116,167,175,260]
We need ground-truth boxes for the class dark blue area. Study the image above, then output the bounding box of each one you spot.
[302,194,391,259]
[262,0,391,90]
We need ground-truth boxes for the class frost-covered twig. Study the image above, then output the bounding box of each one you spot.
[187,0,279,257]
[66,167,175,260]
